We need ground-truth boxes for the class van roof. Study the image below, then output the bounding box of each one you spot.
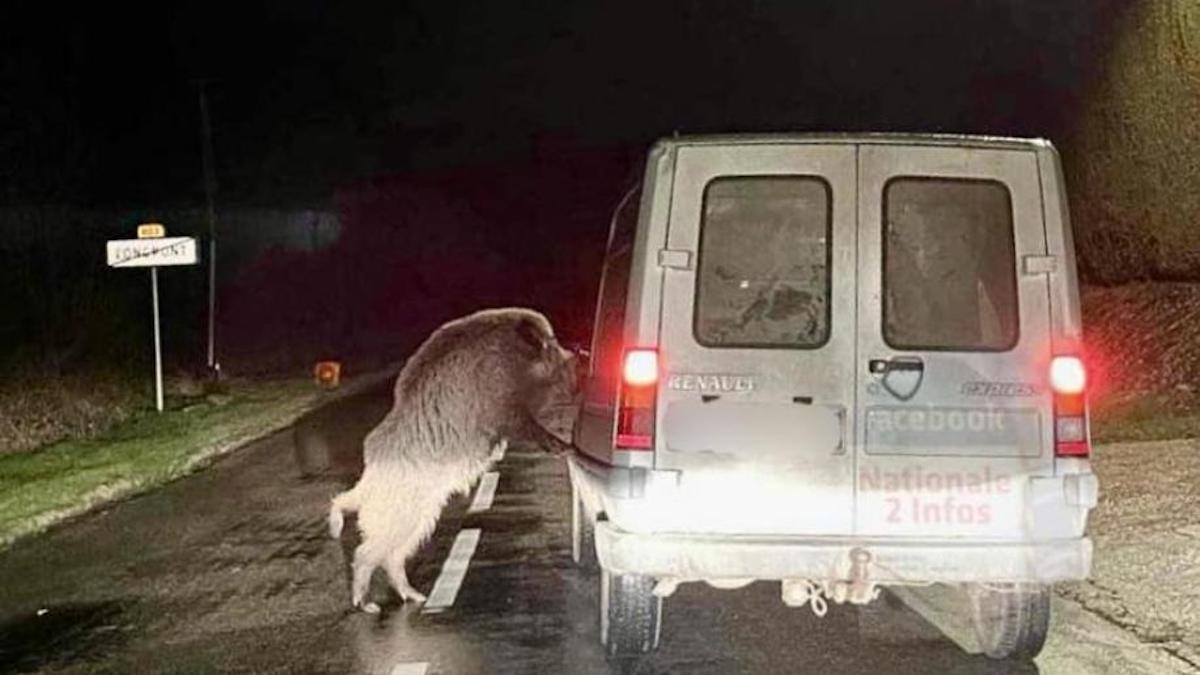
[658,132,1053,152]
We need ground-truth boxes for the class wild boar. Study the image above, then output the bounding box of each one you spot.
[329,307,574,612]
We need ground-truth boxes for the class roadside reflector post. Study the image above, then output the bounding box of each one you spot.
[314,361,342,389]
[106,225,199,413]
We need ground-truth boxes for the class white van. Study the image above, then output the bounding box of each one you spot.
[568,134,1097,661]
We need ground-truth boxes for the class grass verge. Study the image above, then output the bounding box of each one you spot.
[1091,392,1200,445]
[0,372,142,456]
[0,374,387,549]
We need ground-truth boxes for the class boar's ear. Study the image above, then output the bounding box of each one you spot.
[515,318,546,354]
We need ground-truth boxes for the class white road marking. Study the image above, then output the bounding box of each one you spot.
[422,528,482,613]
[467,472,500,514]
[389,663,429,675]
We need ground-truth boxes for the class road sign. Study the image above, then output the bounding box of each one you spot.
[106,232,199,412]
[106,237,198,268]
[137,223,166,239]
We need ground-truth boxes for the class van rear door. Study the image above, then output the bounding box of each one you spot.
[656,143,857,535]
[854,144,1054,539]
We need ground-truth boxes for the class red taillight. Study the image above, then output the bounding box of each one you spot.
[1051,355,1090,457]
[1050,356,1087,395]
[617,348,658,450]
[623,349,658,386]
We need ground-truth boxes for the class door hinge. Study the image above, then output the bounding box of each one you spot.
[833,407,846,455]
[1022,255,1058,275]
[658,249,693,270]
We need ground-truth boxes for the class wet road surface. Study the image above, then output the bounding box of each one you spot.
[0,385,1178,674]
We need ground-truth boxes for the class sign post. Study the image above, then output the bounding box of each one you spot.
[106,225,199,412]
[151,266,163,411]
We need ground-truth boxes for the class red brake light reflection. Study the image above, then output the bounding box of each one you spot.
[1050,356,1087,395]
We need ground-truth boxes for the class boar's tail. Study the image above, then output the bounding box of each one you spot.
[329,487,361,539]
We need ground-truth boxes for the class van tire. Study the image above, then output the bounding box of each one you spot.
[571,485,599,573]
[969,584,1050,661]
[601,571,662,658]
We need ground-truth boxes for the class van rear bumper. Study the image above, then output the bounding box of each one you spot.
[594,520,1093,584]
[569,452,1093,583]
[568,453,1093,584]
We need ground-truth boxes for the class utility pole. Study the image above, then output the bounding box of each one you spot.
[198,80,220,376]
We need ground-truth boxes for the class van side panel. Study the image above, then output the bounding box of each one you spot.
[574,144,672,468]
[624,142,673,382]
[1037,145,1093,478]
[1037,145,1085,350]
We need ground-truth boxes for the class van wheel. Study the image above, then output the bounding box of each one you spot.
[571,486,599,573]
[601,571,662,658]
[969,584,1050,661]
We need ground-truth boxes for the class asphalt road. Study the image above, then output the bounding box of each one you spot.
[0,385,1183,674]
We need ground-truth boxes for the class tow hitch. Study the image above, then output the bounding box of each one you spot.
[782,547,880,616]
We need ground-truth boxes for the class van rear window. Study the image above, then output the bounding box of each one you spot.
[695,176,831,349]
[883,178,1018,351]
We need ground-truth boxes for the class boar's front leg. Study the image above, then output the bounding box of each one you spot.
[502,410,571,455]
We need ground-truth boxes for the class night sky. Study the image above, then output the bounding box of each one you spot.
[1,1,1120,208]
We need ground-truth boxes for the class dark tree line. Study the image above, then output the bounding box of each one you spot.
[1064,0,1200,284]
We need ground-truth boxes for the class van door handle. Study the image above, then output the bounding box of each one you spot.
[869,358,924,374]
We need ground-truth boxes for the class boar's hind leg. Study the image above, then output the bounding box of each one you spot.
[351,539,386,613]
[383,497,442,604]
[384,547,427,604]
